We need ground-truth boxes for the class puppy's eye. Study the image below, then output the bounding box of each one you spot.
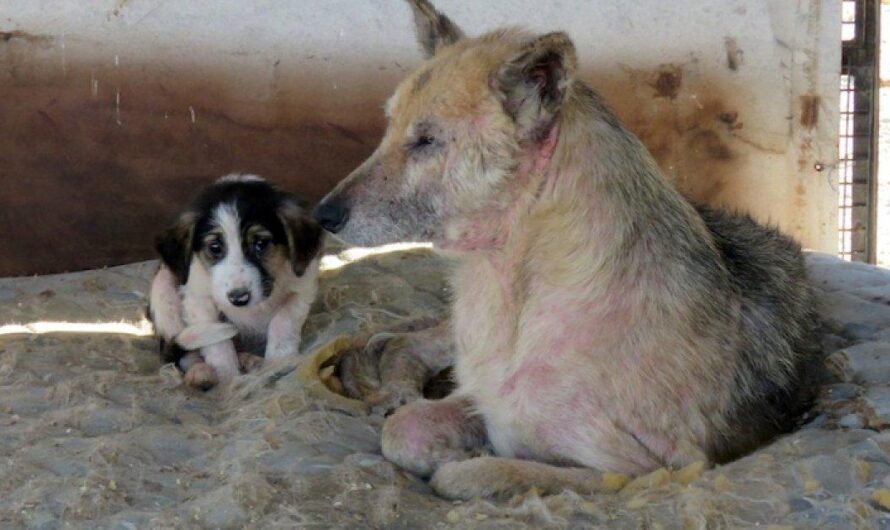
[253,237,271,254]
[207,240,224,258]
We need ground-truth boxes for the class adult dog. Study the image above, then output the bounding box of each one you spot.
[315,0,819,499]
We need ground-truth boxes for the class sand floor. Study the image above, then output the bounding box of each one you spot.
[2,247,890,528]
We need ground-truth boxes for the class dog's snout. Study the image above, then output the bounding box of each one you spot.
[227,289,251,307]
[314,200,350,234]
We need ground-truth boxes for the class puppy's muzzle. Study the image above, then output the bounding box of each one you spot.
[227,288,251,307]
[314,199,350,234]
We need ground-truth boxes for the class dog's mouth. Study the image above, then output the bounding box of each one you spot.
[315,190,442,247]
[224,287,268,309]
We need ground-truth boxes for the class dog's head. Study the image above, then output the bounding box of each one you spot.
[314,0,577,249]
[156,174,322,309]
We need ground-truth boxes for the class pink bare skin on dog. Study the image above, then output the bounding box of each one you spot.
[315,0,819,500]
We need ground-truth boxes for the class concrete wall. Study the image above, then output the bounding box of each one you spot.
[0,0,840,276]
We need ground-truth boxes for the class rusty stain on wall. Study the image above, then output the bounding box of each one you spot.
[724,37,743,71]
[0,31,53,45]
[799,94,821,129]
[718,111,742,129]
[0,48,774,275]
[649,64,683,99]
[606,61,754,207]
[795,182,807,209]
[0,0,841,274]
[0,45,388,276]
[107,0,136,19]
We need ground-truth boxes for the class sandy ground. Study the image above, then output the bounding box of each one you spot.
[3,248,890,528]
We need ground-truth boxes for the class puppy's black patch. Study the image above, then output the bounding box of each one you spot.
[152,176,323,366]
[157,178,323,288]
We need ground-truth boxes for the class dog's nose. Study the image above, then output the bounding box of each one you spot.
[314,200,350,234]
[227,289,251,307]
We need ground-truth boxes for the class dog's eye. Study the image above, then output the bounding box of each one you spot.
[415,135,435,148]
[405,135,438,153]
[207,240,224,258]
[253,237,271,254]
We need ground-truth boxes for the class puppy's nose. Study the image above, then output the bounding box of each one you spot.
[227,289,251,307]
[314,200,350,234]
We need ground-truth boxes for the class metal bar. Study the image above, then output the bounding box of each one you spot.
[838,0,879,263]
[866,0,880,263]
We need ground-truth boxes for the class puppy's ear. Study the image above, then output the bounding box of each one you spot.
[278,198,323,277]
[406,0,464,58]
[493,32,577,142]
[155,211,196,285]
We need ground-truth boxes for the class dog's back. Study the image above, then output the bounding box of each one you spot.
[698,206,822,461]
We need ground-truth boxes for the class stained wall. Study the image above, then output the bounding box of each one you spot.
[0,1,840,275]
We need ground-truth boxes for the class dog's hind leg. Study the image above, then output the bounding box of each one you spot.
[382,394,487,477]
[369,320,454,412]
[340,317,447,401]
[238,352,264,373]
[148,266,196,369]
[148,266,184,345]
[430,456,605,500]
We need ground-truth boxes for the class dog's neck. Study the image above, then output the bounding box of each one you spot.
[453,83,715,285]
[439,124,561,254]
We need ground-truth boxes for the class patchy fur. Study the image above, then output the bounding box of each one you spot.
[316,2,820,499]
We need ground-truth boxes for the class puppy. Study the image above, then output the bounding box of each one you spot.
[148,174,322,389]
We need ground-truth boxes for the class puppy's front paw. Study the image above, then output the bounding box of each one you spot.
[238,352,264,373]
[183,363,219,391]
[206,357,240,382]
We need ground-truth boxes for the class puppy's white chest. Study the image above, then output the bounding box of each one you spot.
[221,305,273,337]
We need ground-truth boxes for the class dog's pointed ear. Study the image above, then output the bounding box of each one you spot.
[407,0,464,58]
[493,32,577,141]
[278,198,323,277]
[155,211,196,285]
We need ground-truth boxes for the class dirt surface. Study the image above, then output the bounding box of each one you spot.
[2,248,890,528]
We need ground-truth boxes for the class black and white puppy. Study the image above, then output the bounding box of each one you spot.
[148,174,322,387]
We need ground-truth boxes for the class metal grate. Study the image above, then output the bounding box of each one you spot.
[838,0,879,262]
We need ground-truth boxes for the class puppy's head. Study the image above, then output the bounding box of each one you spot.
[314,0,577,249]
[156,174,322,309]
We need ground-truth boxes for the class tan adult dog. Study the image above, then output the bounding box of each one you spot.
[314,0,819,499]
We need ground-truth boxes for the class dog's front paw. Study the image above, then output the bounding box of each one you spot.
[430,457,525,500]
[183,363,219,391]
[238,352,264,373]
[368,383,423,415]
